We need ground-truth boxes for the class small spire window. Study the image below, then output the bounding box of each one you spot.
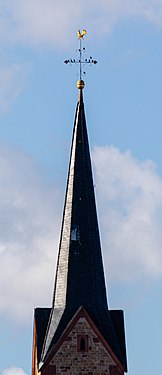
[71,225,80,241]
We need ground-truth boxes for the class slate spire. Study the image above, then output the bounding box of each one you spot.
[41,81,127,371]
[54,82,108,311]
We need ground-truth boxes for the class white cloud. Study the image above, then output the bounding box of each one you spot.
[93,146,162,282]
[2,368,28,375]
[0,0,82,48]
[1,144,162,324]
[0,63,27,112]
[0,146,61,322]
[0,0,162,48]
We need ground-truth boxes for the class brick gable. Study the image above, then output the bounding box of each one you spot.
[41,309,124,375]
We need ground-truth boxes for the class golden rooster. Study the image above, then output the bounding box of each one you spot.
[77,29,87,39]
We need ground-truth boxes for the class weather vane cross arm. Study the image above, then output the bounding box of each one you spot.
[64,29,97,83]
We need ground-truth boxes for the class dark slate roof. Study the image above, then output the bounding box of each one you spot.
[40,88,127,371]
[34,308,51,364]
[110,310,128,372]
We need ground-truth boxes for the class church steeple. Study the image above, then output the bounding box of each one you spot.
[53,82,108,312]
[40,82,127,371]
[41,82,109,357]
[32,33,127,375]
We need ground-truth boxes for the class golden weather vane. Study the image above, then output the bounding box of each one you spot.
[64,30,97,83]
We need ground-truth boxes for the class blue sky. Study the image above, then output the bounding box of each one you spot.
[0,1,162,375]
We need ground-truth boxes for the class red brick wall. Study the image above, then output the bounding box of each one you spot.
[43,316,121,375]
